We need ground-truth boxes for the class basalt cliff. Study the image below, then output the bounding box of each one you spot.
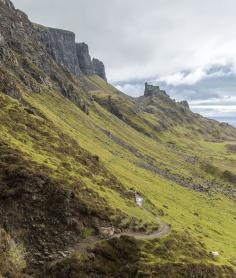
[0,1,236,277]
[36,25,107,80]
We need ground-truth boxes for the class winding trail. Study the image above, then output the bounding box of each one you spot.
[114,221,171,240]
[67,221,171,256]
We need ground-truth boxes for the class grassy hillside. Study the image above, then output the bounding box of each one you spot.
[21,77,236,268]
[1,74,236,276]
[0,1,236,276]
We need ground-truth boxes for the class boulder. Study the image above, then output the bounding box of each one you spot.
[99,227,115,238]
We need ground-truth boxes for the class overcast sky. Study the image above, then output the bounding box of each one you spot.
[13,0,236,126]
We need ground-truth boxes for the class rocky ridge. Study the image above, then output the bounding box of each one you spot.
[144,82,167,97]
[36,25,107,80]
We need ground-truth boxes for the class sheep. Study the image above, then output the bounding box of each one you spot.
[210,251,220,258]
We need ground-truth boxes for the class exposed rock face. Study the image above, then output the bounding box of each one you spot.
[92,58,107,81]
[37,26,107,80]
[144,83,190,111]
[0,34,4,45]
[76,43,94,75]
[144,82,167,97]
[0,0,15,9]
[38,26,82,76]
[179,100,190,109]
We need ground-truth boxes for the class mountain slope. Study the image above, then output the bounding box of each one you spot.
[0,1,236,277]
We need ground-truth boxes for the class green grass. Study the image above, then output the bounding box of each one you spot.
[0,73,236,272]
[15,82,235,269]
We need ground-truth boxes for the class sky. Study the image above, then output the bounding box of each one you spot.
[13,0,236,126]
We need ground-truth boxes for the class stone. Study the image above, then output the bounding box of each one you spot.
[88,252,95,260]
[76,43,94,75]
[82,102,89,115]
[92,58,107,81]
[115,228,121,234]
[99,227,115,238]
[58,251,67,258]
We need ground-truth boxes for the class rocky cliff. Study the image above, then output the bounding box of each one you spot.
[92,58,107,81]
[37,26,82,76]
[144,82,167,97]
[37,25,107,80]
[144,83,189,108]
[76,42,94,75]
[0,0,14,9]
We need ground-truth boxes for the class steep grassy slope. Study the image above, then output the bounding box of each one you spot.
[0,1,236,277]
[46,234,236,278]
[2,80,236,276]
[0,93,150,275]
[22,79,236,269]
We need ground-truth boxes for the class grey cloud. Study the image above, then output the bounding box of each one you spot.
[13,0,236,124]
[13,0,236,81]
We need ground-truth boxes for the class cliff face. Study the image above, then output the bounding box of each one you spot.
[144,82,167,97]
[38,26,82,76]
[76,43,94,75]
[37,26,107,80]
[0,0,37,52]
[92,58,107,81]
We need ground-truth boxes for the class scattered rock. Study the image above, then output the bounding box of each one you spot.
[88,252,96,260]
[58,251,67,258]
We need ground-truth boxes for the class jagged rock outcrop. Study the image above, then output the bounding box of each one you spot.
[76,43,94,75]
[144,83,190,111]
[37,26,108,81]
[0,0,14,10]
[144,82,167,97]
[37,26,82,76]
[0,0,35,51]
[92,58,107,81]
[179,100,190,109]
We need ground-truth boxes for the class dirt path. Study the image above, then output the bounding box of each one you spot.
[67,221,171,256]
[114,221,171,240]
